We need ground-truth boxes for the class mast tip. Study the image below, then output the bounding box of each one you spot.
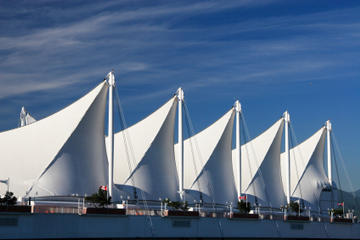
[234,100,242,112]
[326,120,332,131]
[283,111,290,122]
[106,71,115,86]
[176,87,184,101]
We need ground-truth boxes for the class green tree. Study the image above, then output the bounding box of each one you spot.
[237,200,251,214]
[330,208,343,216]
[0,191,17,206]
[289,201,303,215]
[85,189,111,207]
[163,199,188,211]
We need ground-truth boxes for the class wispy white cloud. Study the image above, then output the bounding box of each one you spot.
[1,0,360,104]
[0,81,73,99]
[0,0,274,50]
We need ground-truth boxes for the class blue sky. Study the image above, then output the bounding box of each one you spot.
[0,0,360,191]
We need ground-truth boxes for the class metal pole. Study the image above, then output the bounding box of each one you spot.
[177,88,184,200]
[234,100,242,199]
[284,111,291,205]
[326,120,332,186]
[107,71,115,198]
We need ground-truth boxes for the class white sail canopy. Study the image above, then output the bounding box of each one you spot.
[280,127,328,208]
[232,118,285,207]
[175,108,236,205]
[0,81,109,197]
[0,75,334,210]
[111,97,179,201]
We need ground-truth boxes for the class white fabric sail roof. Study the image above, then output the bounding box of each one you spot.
[280,127,328,207]
[0,81,109,197]
[232,118,285,207]
[111,97,179,201]
[175,108,236,205]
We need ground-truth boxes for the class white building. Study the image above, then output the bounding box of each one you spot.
[0,73,337,212]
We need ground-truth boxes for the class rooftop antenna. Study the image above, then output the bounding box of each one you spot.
[107,71,115,199]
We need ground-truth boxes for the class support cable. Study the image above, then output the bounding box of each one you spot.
[114,87,154,236]
[289,123,303,200]
[241,114,275,211]
[240,114,260,201]
[331,132,359,206]
[332,139,344,204]
[289,124,325,219]
[291,124,327,236]
[241,114,281,238]
[183,104,202,194]
[182,100,224,238]
[183,100,218,209]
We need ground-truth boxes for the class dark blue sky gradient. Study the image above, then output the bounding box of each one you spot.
[0,0,360,191]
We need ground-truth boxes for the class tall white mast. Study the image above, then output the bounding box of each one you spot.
[234,100,242,199]
[177,88,184,200]
[326,120,332,186]
[283,111,291,205]
[20,107,26,127]
[107,71,115,198]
